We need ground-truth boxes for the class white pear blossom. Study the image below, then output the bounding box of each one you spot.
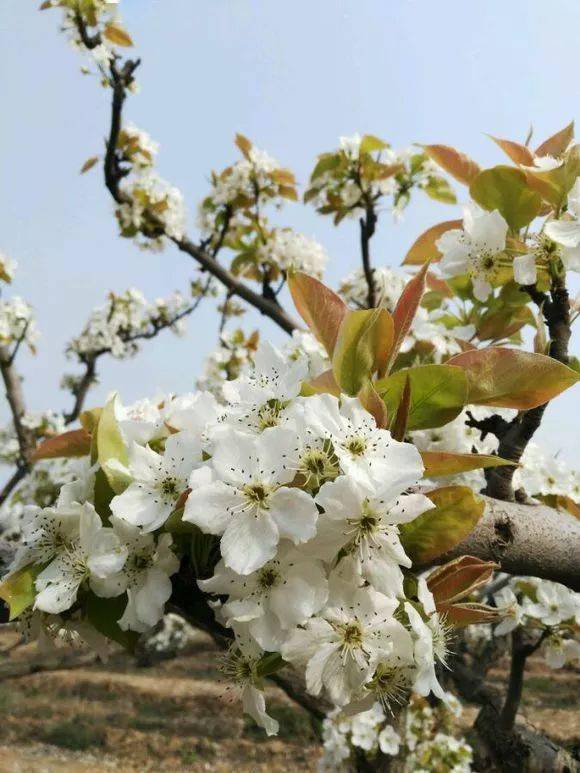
[544,178,580,271]
[282,587,400,705]
[258,229,328,277]
[437,204,508,301]
[91,517,179,632]
[314,476,434,597]
[0,251,17,283]
[0,296,39,349]
[404,603,449,704]
[184,426,318,574]
[34,503,126,615]
[199,544,328,650]
[110,432,202,532]
[493,586,524,635]
[522,581,580,626]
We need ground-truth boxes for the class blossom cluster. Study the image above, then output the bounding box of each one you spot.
[66,286,195,363]
[305,134,453,223]
[493,577,580,669]
[0,252,17,284]
[321,694,473,772]
[0,411,65,466]
[0,296,39,350]
[1,341,459,735]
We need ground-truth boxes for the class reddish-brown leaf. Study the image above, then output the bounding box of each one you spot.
[535,121,575,158]
[390,376,411,441]
[422,145,481,184]
[288,272,348,357]
[387,263,430,372]
[31,429,91,461]
[403,220,462,265]
[420,451,516,478]
[358,380,388,429]
[489,136,534,166]
[426,556,499,605]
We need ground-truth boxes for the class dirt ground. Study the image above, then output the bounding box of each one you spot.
[0,628,577,772]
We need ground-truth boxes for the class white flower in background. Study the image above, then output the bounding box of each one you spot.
[259,229,328,277]
[437,204,508,301]
[164,390,222,439]
[282,330,329,379]
[404,603,449,703]
[282,587,399,705]
[89,43,113,68]
[199,544,328,650]
[117,170,186,247]
[545,178,580,271]
[523,581,580,626]
[0,252,17,283]
[314,476,433,597]
[110,432,202,532]
[339,266,407,311]
[219,633,279,736]
[378,724,401,755]
[493,586,524,635]
[184,426,318,574]
[542,635,580,669]
[305,394,424,489]
[0,296,39,349]
[119,122,159,168]
[91,517,179,632]
[34,503,126,614]
[115,395,167,447]
[339,133,363,158]
[514,442,578,501]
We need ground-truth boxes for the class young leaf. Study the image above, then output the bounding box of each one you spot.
[399,486,485,564]
[422,145,480,185]
[358,380,388,429]
[288,272,348,356]
[359,134,389,154]
[303,368,341,397]
[31,428,91,461]
[535,121,574,158]
[387,263,430,371]
[469,166,542,230]
[103,22,134,47]
[332,309,393,396]
[420,451,516,478]
[403,220,462,265]
[0,564,42,621]
[426,556,499,605]
[422,176,457,204]
[437,601,503,627]
[488,136,534,166]
[96,396,130,494]
[80,156,99,174]
[447,348,579,409]
[390,376,411,441]
[235,133,253,159]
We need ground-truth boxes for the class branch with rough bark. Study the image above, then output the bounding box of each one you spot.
[434,495,580,591]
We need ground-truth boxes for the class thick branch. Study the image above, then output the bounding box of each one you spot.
[499,628,547,731]
[435,495,580,591]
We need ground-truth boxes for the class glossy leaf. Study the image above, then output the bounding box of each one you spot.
[469,166,542,230]
[377,364,468,430]
[489,136,534,166]
[288,272,348,356]
[97,396,130,495]
[423,145,480,184]
[390,376,411,441]
[403,220,462,265]
[535,121,574,158]
[387,263,430,371]
[31,428,91,461]
[420,451,516,478]
[399,486,485,564]
[477,306,534,341]
[426,556,499,604]
[447,348,579,409]
[358,380,388,429]
[333,309,393,396]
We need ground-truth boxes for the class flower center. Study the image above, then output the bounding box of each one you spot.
[243,483,270,508]
[470,250,500,280]
[256,399,285,431]
[368,662,410,711]
[339,621,364,649]
[160,476,179,498]
[346,436,367,457]
[257,565,281,590]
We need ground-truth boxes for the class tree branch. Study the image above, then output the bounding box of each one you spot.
[359,204,377,309]
[0,346,35,469]
[499,628,549,732]
[434,495,580,591]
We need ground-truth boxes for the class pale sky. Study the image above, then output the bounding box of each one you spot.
[0,0,578,463]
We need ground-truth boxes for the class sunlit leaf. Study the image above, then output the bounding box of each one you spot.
[447,348,579,409]
[103,22,134,47]
[333,309,393,396]
[387,263,430,371]
[403,220,462,265]
[377,364,468,430]
[399,486,485,564]
[358,380,388,429]
[0,565,42,621]
[97,396,129,495]
[422,175,457,204]
[469,166,542,230]
[359,134,389,154]
[235,133,252,159]
[489,136,534,166]
[80,156,99,174]
[302,368,341,397]
[535,121,575,158]
[288,272,348,356]
[420,451,516,478]
[422,145,480,184]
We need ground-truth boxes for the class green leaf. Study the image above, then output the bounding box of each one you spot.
[390,375,411,441]
[400,486,485,564]
[310,152,342,181]
[447,347,579,409]
[422,176,457,204]
[97,396,129,495]
[80,156,99,174]
[0,564,42,621]
[359,134,389,154]
[469,166,542,230]
[377,364,468,430]
[420,451,516,478]
[332,309,393,396]
[85,592,139,651]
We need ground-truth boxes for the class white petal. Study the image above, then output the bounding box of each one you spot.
[221,511,279,574]
[472,276,492,302]
[513,254,537,285]
[268,487,318,544]
[183,479,238,534]
[545,219,580,248]
[242,685,279,736]
[110,485,172,532]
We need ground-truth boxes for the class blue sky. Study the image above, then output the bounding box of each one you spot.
[0,0,578,461]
